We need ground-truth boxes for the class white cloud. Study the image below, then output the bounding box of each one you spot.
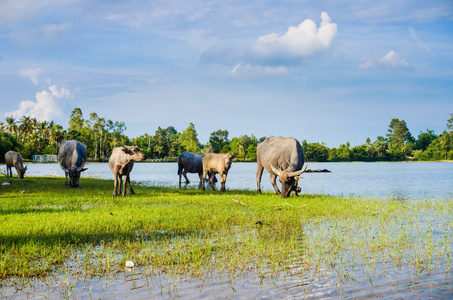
[19,68,42,85]
[379,51,409,68]
[409,26,433,55]
[230,63,288,76]
[6,85,72,121]
[359,51,409,70]
[252,12,338,60]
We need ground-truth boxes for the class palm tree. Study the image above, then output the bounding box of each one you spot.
[5,116,18,138]
[19,116,33,142]
[50,124,65,152]
[39,121,50,141]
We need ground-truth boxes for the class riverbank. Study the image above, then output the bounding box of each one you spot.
[1,176,452,298]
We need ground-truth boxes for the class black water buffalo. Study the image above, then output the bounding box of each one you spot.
[58,140,88,187]
[5,151,27,179]
[177,151,217,185]
[256,136,307,198]
[202,153,236,192]
[109,146,147,197]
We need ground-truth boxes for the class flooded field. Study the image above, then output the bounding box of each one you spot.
[0,162,452,299]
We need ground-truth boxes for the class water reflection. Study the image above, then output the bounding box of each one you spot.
[3,161,452,200]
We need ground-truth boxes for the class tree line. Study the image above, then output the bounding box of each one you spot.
[1,108,452,162]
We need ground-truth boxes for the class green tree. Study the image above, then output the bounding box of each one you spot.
[230,135,257,159]
[179,123,201,153]
[19,116,34,143]
[0,132,22,162]
[351,145,369,161]
[109,120,127,149]
[209,129,229,153]
[154,126,177,158]
[386,118,414,155]
[440,114,453,159]
[369,136,388,160]
[131,133,154,157]
[302,140,329,162]
[5,116,18,139]
[68,108,84,133]
[415,130,437,151]
[447,113,453,131]
[50,124,65,152]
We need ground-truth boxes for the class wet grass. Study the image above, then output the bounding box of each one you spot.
[0,176,452,297]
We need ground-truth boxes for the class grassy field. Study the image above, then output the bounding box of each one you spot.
[0,176,451,291]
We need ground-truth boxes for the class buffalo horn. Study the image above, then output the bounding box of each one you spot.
[287,164,308,177]
[270,164,282,176]
[60,164,69,172]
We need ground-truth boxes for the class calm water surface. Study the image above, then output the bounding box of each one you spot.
[1,161,452,299]
[9,161,453,200]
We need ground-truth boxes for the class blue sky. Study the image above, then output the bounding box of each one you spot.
[1,0,452,147]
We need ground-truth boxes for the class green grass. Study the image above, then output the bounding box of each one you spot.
[0,176,451,290]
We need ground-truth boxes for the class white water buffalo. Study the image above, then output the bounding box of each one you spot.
[202,153,236,192]
[59,140,88,187]
[5,151,27,179]
[109,146,147,197]
[177,152,217,185]
[256,136,307,198]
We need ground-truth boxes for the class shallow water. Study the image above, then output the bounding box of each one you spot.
[3,161,452,200]
[1,161,452,299]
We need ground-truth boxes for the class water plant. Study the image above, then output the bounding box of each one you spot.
[0,176,451,298]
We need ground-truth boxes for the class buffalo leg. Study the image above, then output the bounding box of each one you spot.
[220,172,227,192]
[6,166,11,177]
[197,171,203,188]
[118,175,123,195]
[256,163,264,193]
[113,174,122,197]
[127,175,136,195]
[113,174,118,197]
[209,172,216,190]
[269,174,281,195]
[64,172,69,186]
[122,174,128,197]
[183,171,190,184]
[202,169,207,190]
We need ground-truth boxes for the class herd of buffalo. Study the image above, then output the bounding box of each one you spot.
[4,136,308,198]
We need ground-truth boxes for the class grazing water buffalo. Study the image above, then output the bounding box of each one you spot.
[109,146,147,197]
[59,140,88,187]
[177,152,217,186]
[202,153,236,192]
[5,151,27,179]
[256,136,307,198]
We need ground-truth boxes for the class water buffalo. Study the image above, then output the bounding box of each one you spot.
[109,146,147,197]
[5,151,27,179]
[58,140,88,187]
[177,151,217,186]
[202,153,236,192]
[256,136,307,198]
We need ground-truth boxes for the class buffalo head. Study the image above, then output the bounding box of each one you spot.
[18,165,28,179]
[122,146,147,161]
[271,164,307,198]
[224,153,237,170]
[60,165,87,187]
